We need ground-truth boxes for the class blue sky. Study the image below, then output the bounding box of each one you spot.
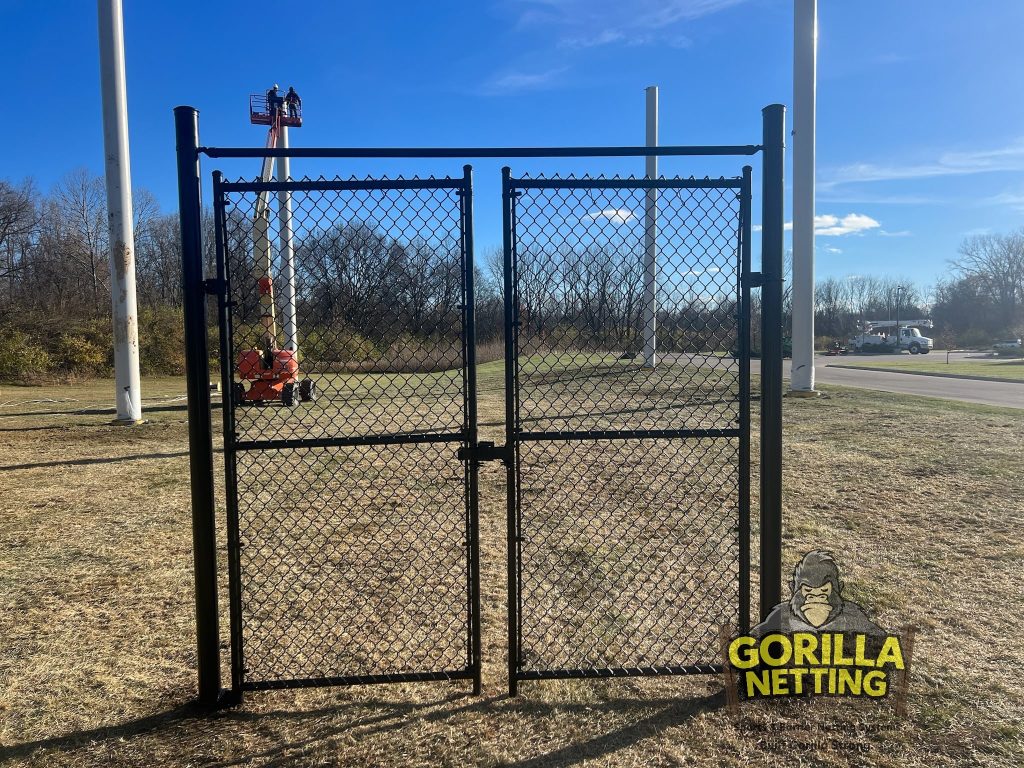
[6,0,1024,290]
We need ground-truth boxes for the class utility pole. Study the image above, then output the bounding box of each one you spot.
[97,0,142,423]
[895,285,905,351]
[642,85,658,368]
[790,0,817,395]
[277,126,298,352]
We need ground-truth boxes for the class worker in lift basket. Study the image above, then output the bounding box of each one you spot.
[286,86,301,119]
[266,84,283,119]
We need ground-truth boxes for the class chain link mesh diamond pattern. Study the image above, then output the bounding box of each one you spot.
[510,175,745,675]
[218,175,474,686]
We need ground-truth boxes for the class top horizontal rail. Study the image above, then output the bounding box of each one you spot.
[199,145,763,159]
[509,177,743,190]
[218,178,466,192]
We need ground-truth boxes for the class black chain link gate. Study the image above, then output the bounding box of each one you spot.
[212,169,482,693]
[502,169,753,693]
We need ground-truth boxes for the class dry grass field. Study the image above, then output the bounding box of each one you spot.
[1,372,1022,767]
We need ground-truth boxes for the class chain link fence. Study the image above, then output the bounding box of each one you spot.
[506,174,750,682]
[215,173,479,689]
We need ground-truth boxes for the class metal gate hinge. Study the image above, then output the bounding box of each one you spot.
[459,441,512,465]
[203,278,225,295]
[745,272,764,288]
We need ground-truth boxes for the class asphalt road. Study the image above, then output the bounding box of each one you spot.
[643,352,1022,409]
[767,355,1023,410]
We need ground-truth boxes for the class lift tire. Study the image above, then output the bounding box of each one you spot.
[298,379,316,403]
[282,383,295,407]
[232,382,246,407]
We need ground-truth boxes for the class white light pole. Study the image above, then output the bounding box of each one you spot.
[791,0,817,394]
[642,85,658,368]
[97,0,142,423]
[277,126,298,353]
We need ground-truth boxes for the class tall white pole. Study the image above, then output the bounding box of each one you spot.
[786,0,819,393]
[791,0,817,393]
[277,126,298,353]
[642,85,658,368]
[97,0,142,423]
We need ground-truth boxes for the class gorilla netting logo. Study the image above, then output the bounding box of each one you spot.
[722,551,915,710]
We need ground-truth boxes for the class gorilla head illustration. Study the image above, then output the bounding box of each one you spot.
[752,550,886,637]
[790,550,844,628]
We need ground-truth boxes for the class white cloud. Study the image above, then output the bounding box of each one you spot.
[482,68,566,93]
[978,191,1024,212]
[813,213,880,236]
[519,0,747,49]
[821,246,843,255]
[879,230,912,237]
[821,140,1024,190]
[683,267,721,277]
[584,208,636,224]
[753,214,879,236]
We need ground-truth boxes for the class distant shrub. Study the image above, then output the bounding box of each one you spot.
[953,329,989,350]
[139,306,187,376]
[0,329,52,382]
[52,334,108,375]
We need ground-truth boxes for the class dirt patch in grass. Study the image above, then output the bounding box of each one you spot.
[0,377,1022,766]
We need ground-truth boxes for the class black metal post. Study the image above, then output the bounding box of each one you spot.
[502,167,520,697]
[461,165,483,695]
[175,105,221,706]
[212,173,244,703]
[738,165,753,633]
[759,104,786,620]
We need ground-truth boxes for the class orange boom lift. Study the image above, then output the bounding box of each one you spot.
[233,87,314,407]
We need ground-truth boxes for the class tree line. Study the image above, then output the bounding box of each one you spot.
[1,169,1020,381]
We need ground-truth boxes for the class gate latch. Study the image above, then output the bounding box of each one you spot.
[744,272,764,288]
[203,277,225,295]
[459,441,513,465]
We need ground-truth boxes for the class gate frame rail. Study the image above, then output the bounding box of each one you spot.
[174,104,786,708]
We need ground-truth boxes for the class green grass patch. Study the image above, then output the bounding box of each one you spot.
[835,358,1024,381]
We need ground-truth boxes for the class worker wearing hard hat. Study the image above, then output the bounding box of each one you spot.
[266,84,283,119]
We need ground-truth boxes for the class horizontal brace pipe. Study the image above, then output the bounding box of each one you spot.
[219,178,467,193]
[233,431,466,452]
[243,669,476,691]
[510,177,743,190]
[517,428,741,442]
[517,664,723,680]
[200,145,763,159]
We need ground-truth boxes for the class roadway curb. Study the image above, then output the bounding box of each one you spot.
[824,364,1024,385]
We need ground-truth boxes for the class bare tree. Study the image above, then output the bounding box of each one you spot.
[952,230,1024,329]
[53,169,109,307]
[0,179,38,301]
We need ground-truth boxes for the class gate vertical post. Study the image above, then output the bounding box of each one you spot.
[739,165,753,632]
[501,166,520,697]
[461,165,483,695]
[174,105,221,706]
[759,104,786,619]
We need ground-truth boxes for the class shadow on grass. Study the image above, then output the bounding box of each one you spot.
[0,448,227,472]
[0,403,218,419]
[0,691,724,767]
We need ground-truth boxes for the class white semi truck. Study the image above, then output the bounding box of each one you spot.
[849,319,935,354]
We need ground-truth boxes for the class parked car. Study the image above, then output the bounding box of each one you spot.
[993,338,1022,354]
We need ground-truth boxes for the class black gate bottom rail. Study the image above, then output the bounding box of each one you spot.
[243,670,478,692]
[518,664,724,681]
